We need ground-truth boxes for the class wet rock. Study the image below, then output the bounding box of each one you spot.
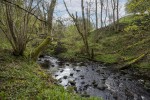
[97,83,107,90]
[84,84,90,89]
[39,59,50,68]
[121,70,127,75]
[39,54,45,58]
[69,80,76,86]
[51,65,55,67]
[58,79,62,83]
[93,84,98,88]
[92,80,98,87]
[55,74,58,77]
[66,63,69,66]
[70,73,74,76]
[86,69,89,71]
[80,75,84,78]
[101,67,107,69]
[58,61,64,66]
[60,69,64,73]
[63,76,68,79]
[81,81,85,84]
[96,70,100,73]
[73,68,76,71]
[76,69,81,72]
[81,77,85,79]
[100,77,106,81]
[112,93,118,99]
[144,80,150,92]
[92,80,96,84]
[79,62,85,66]
[125,89,134,99]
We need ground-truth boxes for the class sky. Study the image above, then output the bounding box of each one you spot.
[53,0,127,26]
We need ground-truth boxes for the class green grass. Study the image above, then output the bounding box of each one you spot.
[95,54,120,64]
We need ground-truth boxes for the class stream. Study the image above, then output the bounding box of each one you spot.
[38,56,150,100]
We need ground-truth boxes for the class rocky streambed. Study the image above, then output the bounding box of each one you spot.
[38,56,150,100]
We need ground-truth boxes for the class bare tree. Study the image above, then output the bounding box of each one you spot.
[47,0,56,36]
[111,0,120,31]
[0,0,57,59]
[95,0,98,29]
[64,0,91,58]
[116,0,119,31]
[0,0,39,56]
[100,0,104,27]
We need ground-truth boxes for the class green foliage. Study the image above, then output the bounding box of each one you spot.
[124,14,150,33]
[95,54,120,64]
[125,0,150,14]
[138,62,150,69]
[124,25,139,32]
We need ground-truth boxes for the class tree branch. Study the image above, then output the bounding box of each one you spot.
[1,0,46,23]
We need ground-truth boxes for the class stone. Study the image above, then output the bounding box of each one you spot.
[55,74,58,77]
[84,84,90,89]
[60,69,64,72]
[79,62,85,66]
[96,70,100,73]
[80,75,84,78]
[39,59,50,69]
[76,69,80,72]
[63,76,68,79]
[97,83,107,90]
[70,73,74,76]
[81,81,85,84]
[69,80,76,86]
[66,63,69,66]
[58,61,64,66]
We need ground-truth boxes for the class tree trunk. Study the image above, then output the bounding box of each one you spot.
[116,0,119,31]
[100,0,103,27]
[81,0,90,57]
[47,0,56,36]
[31,37,51,60]
[95,0,98,29]
[31,0,57,60]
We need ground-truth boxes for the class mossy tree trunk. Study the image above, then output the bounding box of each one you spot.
[31,37,51,61]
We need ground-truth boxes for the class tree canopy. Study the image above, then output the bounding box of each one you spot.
[125,0,150,14]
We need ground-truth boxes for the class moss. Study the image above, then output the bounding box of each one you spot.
[139,62,150,69]
[30,36,51,60]
[95,54,120,64]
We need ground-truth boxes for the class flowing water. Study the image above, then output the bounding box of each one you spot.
[38,56,150,100]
